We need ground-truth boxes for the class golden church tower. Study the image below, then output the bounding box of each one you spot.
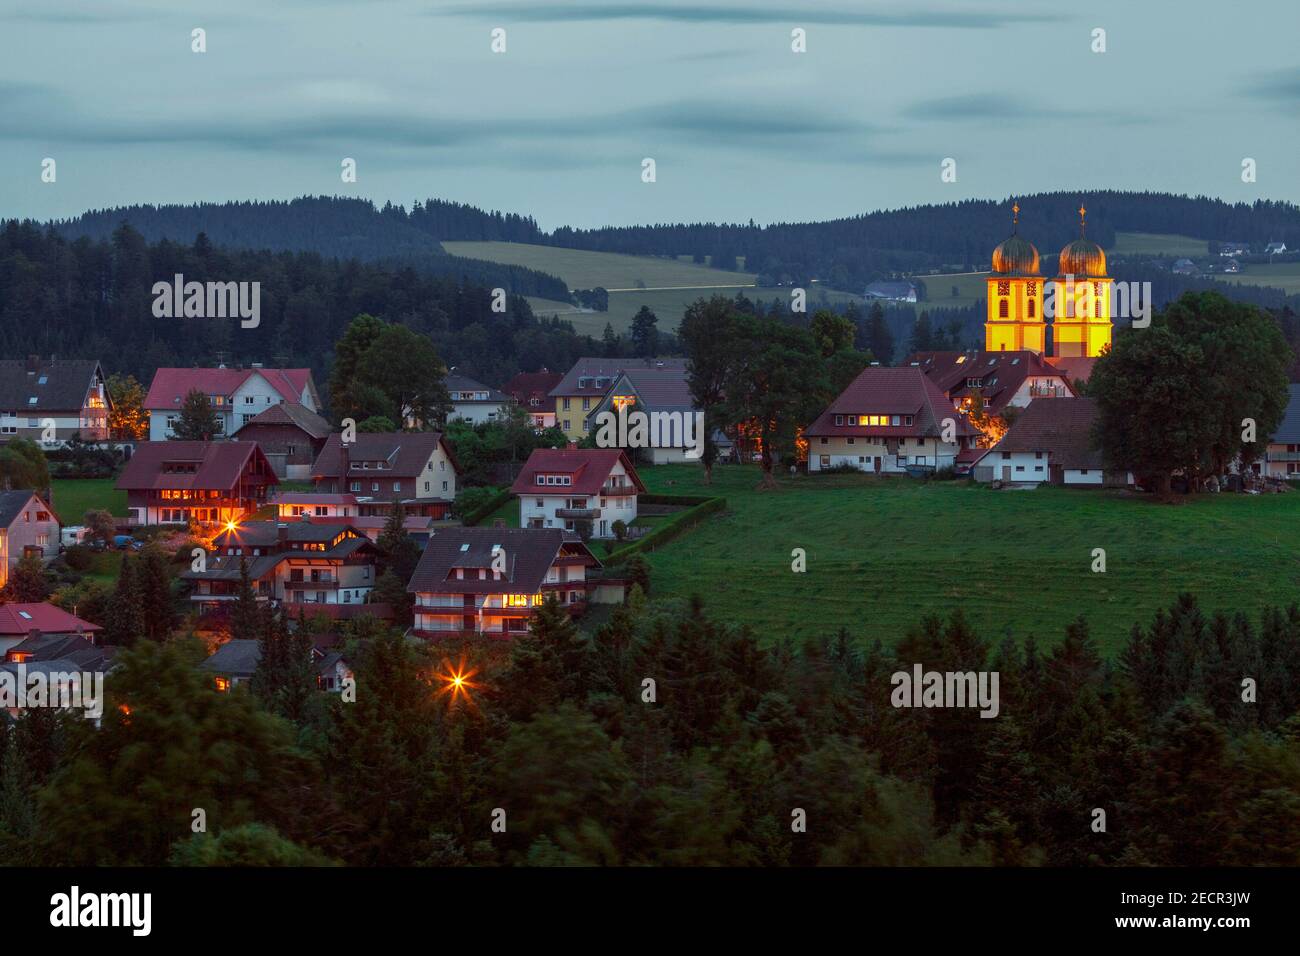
[1052,204,1113,358]
[985,202,1045,353]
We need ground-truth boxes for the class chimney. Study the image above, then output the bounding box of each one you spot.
[277,523,289,548]
[493,519,505,529]
[566,441,577,451]
[26,355,40,372]
[339,439,350,492]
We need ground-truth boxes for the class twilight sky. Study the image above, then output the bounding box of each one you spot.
[1,0,1297,230]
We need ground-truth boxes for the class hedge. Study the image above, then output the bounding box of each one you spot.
[460,488,513,527]
[603,494,726,564]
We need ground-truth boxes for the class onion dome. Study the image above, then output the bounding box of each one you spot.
[1058,204,1107,277]
[991,202,1040,275]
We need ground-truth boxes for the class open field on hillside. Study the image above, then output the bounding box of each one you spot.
[1219,261,1300,296]
[51,478,126,523]
[916,272,987,311]
[449,240,863,333]
[633,464,1300,655]
[1111,231,1210,257]
[442,241,757,289]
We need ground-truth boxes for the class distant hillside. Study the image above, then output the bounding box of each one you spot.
[54,196,569,300]
[47,191,1300,301]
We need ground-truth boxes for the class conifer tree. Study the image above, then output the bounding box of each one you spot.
[229,556,264,643]
[102,554,145,646]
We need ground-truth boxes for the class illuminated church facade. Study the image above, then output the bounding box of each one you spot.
[985,203,1112,359]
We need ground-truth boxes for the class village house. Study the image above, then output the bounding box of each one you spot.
[863,280,918,303]
[908,349,1076,416]
[143,365,320,441]
[0,603,101,658]
[586,365,711,464]
[274,492,436,544]
[805,366,981,474]
[407,527,621,637]
[115,441,277,526]
[502,369,563,429]
[0,490,60,591]
[231,402,333,479]
[445,372,515,425]
[1259,384,1300,478]
[971,397,1132,487]
[310,431,459,520]
[510,446,643,538]
[182,520,383,616]
[198,637,354,693]
[549,356,688,443]
[0,356,110,445]
[1266,242,1288,255]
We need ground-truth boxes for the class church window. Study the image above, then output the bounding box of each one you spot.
[997,281,1010,296]
[998,299,1009,319]
[1027,300,1036,318]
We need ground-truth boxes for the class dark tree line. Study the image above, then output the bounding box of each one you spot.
[0,221,601,405]
[2,589,1297,866]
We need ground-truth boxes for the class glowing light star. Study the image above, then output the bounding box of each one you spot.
[224,519,239,534]
[435,658,481,707]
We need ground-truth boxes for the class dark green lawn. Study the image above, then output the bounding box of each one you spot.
[51,478,127,523]
[635,464,1300,655]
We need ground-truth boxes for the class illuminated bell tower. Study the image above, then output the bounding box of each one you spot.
[1052,204,1113,358]
[985,202,1045,353]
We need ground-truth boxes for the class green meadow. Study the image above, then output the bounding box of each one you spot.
[633,464,1300,655]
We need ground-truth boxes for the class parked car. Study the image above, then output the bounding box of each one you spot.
[112,534,143,551]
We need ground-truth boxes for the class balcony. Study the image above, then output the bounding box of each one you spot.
[556,507,600,519]
[286,576,338,589]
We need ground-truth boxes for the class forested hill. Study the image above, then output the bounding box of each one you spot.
[51,191,1300,294]
[548,191,1300,287]
[0,219,600,395]
[54,196,568,299]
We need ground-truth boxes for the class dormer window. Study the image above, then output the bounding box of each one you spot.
[833,415,843,426]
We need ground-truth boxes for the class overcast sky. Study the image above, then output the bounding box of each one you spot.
[1,0,1296,230]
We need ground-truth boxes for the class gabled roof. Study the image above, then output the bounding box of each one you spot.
[907,349,1073,415]
[550,356,687,398]
[311,431,458,481]
[0,603,101,638]
[445,373,511,404]
[975,397,1103,470]
[198,639,262,677]
[509,447,645,496]
[233,402,333,439]
[407,528,599,596]
[0,490,52,529]
[144,367,314,410]
[804,366,978,438]
[211,520,368,549]
[0,358,105,414]
[276,493,359,506]
[1270,384,1300,445]
[595,367,694,414]
[115,441,275,491]
[503,370,563,404]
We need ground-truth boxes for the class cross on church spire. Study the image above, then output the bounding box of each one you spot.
[1012,201,1020,232]
[1079,203,1087,236]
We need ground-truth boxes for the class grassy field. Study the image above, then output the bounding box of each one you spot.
[632,463,1300,655]
[1110,231,1209,257]
[51,478,126,523]
[917,272,988,311]
[443,241,757,290]
[1219,261,1300,295]
[448,240,864,333]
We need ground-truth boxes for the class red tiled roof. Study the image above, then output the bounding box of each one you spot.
[408,528,599,596]
[804,366,979,438]
[0,603,102,637]
[906,349,1073,415]
[115,441,275,492]
[275,493,359,506]
[1045,355,1099,384]
[144,367,313,410]
[232,402,333,439]
[503,370,563,404]
[509,448,645,496]
[974,397,1104,470]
